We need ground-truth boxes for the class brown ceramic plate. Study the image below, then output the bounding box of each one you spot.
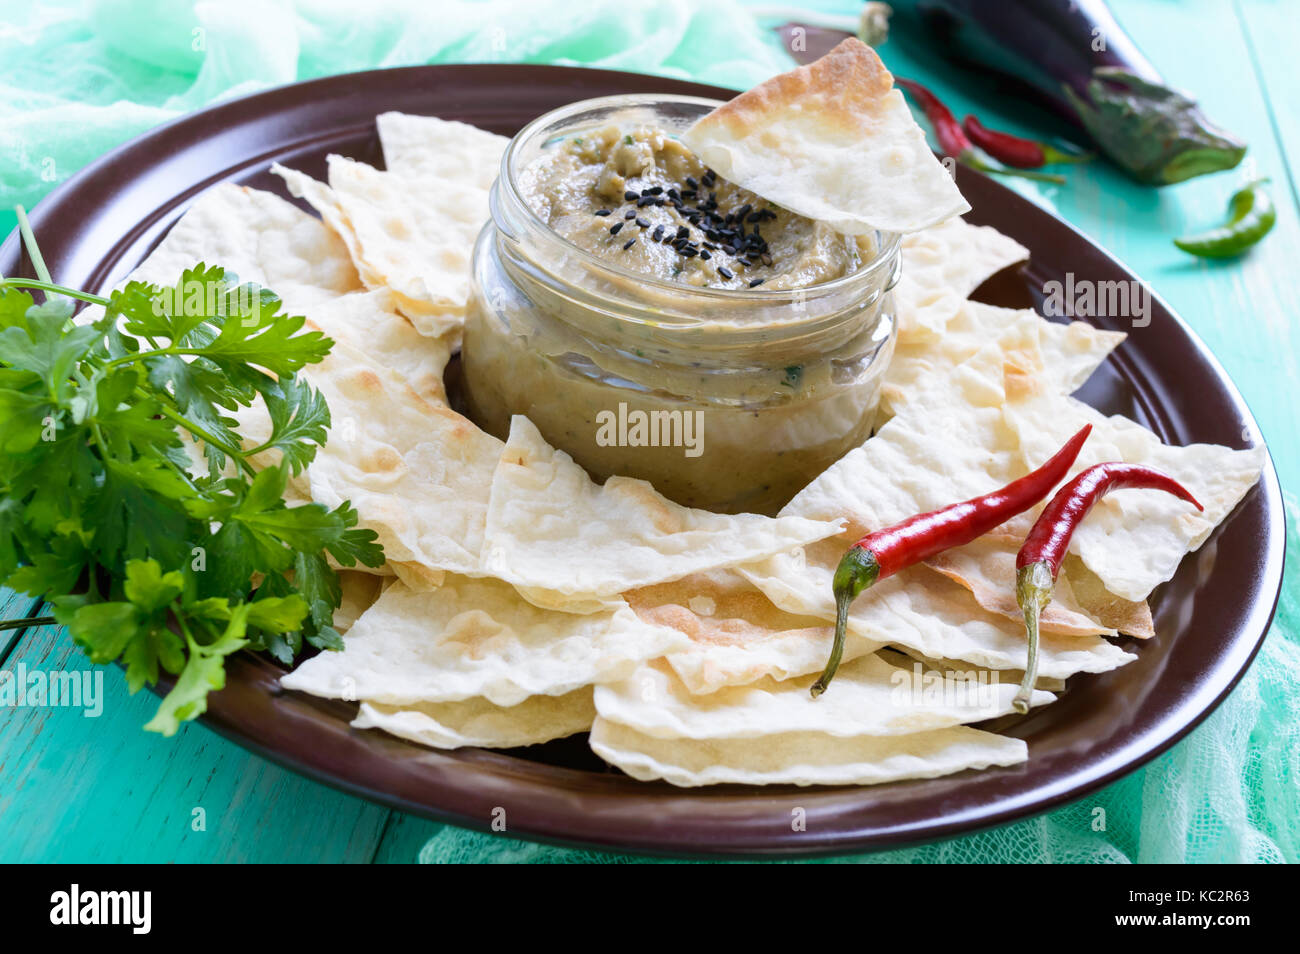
[0,65,1284,859]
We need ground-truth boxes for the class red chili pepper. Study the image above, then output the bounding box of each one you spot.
[961,116,1093,169]
[894,77,1067,185]
[812,424,1092,697]
[1011,463,1203,712]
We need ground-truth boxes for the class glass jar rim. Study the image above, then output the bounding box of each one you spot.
[498,93,902,306]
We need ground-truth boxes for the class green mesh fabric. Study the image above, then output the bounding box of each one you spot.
[0,0,792,238]
[2,0,1295,865]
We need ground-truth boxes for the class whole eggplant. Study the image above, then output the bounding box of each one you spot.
[885,0,1246,184]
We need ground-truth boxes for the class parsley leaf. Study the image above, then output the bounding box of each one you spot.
[0,247,385,735]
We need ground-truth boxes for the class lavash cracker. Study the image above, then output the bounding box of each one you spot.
[353,688,595,750]
[881,302,1126,422]
[925,535,1155,638]
[480,415,844,609]
[894,215,1030,343]
[274,138,498,342]
[123,182,364,306]
[376,112,507,190]
[1005,392,1266,602]
[594,655,1053,742]
[300,340,503,583]
[279,574,686,707]
[589,718,1027,788]
[682,38,968,235]
[626,569,884,695]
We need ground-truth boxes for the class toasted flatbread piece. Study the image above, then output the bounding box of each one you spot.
[925,536,1153,638]
[280,576,687,707]
[480,416,843,608]
[594,655,1053,742]
[1005,393,1265,601]
[881,303,1125,422]
[334,571,389,635]
[681,38,969,235]
[353,688,595,750]
[274,152,493,341]
[894,216,1029,344]
[123,182,364,306]
[306,289,452,407]
[300,339,503,581]
[377,112,507,190]
[626,570,882,695]
[589,717,1027,788]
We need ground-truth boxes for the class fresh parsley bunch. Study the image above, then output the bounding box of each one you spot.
[0,235,384,734]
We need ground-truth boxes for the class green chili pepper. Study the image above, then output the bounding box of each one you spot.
[1174,178,1276,259]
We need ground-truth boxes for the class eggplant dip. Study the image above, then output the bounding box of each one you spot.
[516,124,875,291]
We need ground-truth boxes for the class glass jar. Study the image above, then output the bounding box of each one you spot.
[462,95,899,516]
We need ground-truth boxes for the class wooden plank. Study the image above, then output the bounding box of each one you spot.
[0,618,393,863]
[1236,0,1300,217]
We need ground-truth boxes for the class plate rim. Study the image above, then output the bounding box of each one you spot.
[1,62,1286,859]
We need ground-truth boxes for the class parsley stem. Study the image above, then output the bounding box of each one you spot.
[138,388,256,477]
[0,277,110,307]
[103,346,224,371]
[15,206,53,286]
[0,615,56,632]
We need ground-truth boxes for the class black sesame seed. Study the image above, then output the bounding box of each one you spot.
[684,175,699,190]
[675,225,690,240]
[624,190,638,201]
[652,225,665,241]
[593,209,611,217]
[647,186,664,195]
[736,203,752,220]
[700,249,711,261]
[749,278,765,287]
[609,222,623,235]
[624,209,637,219]
[635,217,651,228]
[623,238,636,250]
[636,196,654,207]
[718,266,734,280]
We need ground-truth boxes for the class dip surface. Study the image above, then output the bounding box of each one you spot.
[517,125,872,290]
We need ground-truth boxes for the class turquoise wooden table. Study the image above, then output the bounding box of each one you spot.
[1,0,1296,863]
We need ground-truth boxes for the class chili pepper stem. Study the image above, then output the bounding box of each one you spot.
[1040,144,1094,166]
[1013,561,1054,714]
[962,152,1067,185]
[811,546,880,698]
